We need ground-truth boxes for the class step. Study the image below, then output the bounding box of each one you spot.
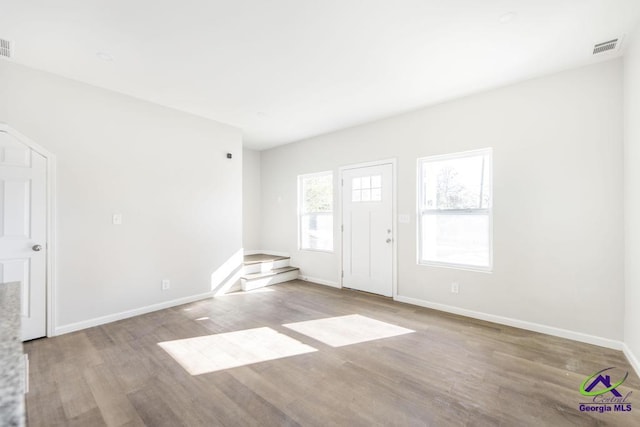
[243,254,290,274]
[241,266,300,291]
[243,254,290,265]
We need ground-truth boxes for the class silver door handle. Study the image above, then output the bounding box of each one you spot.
[386,238,392,243]
[32,245,42,252]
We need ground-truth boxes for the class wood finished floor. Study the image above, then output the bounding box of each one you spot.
[24,281,640,426]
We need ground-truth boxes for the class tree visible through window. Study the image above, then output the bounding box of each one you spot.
[299,171,333,251]
[418,149,492,270]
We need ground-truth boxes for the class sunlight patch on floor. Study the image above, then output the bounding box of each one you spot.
[158,327,317,375]
[218,288,275,297]
[283,314,414,347]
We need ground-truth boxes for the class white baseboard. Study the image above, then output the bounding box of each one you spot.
[298,275,341,288]
[623,344,640,378]
[394,295,624,351]
[244,249,291,257]
[54,291,216,336]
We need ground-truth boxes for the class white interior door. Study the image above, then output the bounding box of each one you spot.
[342,163,393,297]
[0,130,47,341]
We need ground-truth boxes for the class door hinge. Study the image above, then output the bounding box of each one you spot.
[341,179,344,186]
[341,270,344,278]
[341,224,344,232]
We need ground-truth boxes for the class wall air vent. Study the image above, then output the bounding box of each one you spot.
[0,38,12,59]
[593,38,619,55]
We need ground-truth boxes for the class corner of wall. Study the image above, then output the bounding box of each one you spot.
[623,24,640,376]
[242,147,262,250]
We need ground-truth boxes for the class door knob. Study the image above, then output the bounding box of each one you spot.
[32,245,42,252]
[386,238,392,243]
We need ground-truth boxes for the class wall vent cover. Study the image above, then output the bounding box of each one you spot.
[593,38,619,55]
[0,38,12,59]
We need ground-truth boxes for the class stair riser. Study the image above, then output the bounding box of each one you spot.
[243,258,290,275]
[241,270,299,291]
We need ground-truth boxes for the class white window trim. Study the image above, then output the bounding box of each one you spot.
[416,148,493,272]
[298,170,334,253]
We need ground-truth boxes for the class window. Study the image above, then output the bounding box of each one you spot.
[418,148,492,270]
[352,175,382,202]
[298,171,333,251]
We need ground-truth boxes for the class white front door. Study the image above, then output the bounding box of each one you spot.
[0,130,47,341]
[342,163,393,297]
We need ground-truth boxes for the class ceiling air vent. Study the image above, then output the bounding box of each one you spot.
[593,38,619,55]
[0,38,12,59]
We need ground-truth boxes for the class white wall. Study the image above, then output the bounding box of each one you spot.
[261,59,624,342]
[625,29,640,368]
[0,61,243,330]
[243,148,262,250]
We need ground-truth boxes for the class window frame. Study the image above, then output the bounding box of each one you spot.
[417,148,493,272]
[298,170,334,253]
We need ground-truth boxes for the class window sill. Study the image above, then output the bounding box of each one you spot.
[299,248,335,254]
[418,260,493,274]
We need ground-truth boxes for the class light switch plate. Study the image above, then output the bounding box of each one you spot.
[112,214,122,225]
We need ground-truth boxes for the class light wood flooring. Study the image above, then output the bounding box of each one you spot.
[24,281,640,426]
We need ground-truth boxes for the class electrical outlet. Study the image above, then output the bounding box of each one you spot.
[112,213,122,225]
[451,282,459,294]
[161,279,170,291]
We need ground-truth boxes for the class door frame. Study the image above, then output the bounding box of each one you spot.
[0,123,57,338]
[338,158,397,298]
